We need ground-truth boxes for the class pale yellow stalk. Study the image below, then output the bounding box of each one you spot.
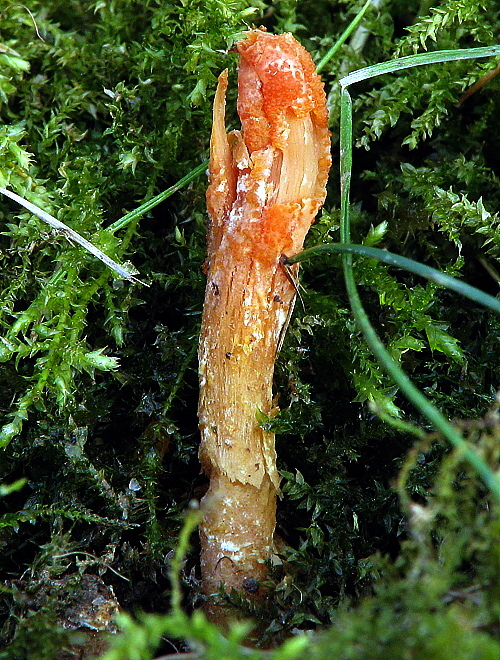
[198,29,331,622]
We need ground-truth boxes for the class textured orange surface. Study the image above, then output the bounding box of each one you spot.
[237,30,329,151]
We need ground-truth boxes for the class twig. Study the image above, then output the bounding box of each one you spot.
[0,4,45,42]
[456,61,500,106]
[52,551,130,581]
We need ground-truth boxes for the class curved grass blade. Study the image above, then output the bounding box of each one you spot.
[335,48,500,502]
[342,256,500,503]
[340,45,500,87]
[287,243,500,315]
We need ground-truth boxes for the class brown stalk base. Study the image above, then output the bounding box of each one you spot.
[199,475,276,624]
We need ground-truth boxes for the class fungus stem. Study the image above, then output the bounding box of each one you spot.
[198,29,331,622]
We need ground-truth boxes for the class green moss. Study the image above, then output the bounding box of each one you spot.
[1,0,500,657]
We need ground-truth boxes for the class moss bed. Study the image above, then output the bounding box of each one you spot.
[1,1,500,658]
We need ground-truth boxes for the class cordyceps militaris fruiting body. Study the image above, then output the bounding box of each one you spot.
[198,29,331,621]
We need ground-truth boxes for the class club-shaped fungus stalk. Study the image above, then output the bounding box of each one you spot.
[198,29,331,621]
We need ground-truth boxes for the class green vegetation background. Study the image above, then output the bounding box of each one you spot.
[1,0,500,657]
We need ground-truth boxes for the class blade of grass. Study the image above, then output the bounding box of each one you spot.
[316,0,374,74]
[108,161,207,233]
[340,45,500,86]
[0,187,147,286]
[342,253,500,502]
[340,87,353,246]
[335,49,500,502]
[287,243,500,315]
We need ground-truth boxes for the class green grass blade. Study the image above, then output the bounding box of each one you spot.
[108,161,207,233]
[340,88,353,245]
[287,243,500,315]
[342,260,500,503]
[340,45,500,87]
[316,0,374,74]
[335,47,500,502]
